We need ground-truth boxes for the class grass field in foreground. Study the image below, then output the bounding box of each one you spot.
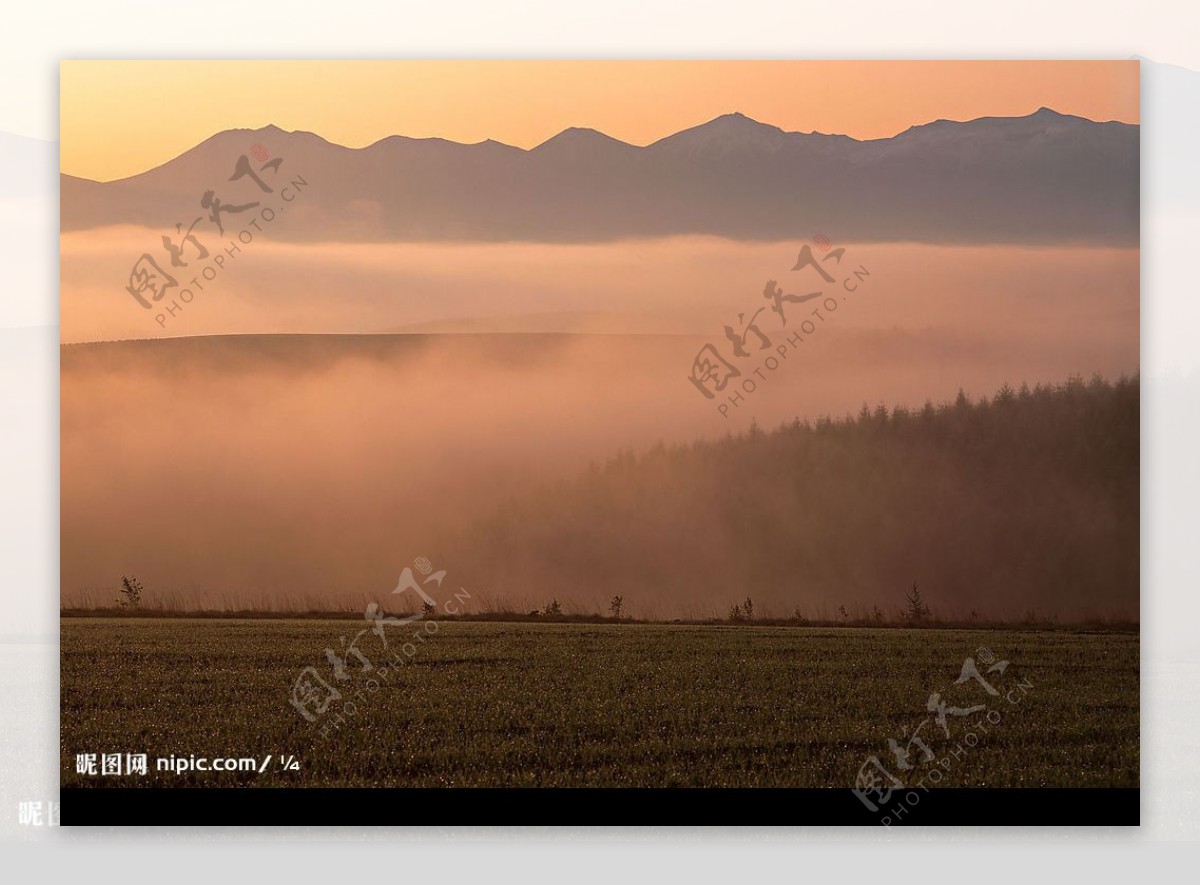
[61,619,1137,788]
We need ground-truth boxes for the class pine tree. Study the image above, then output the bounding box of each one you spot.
[904,581,930,622]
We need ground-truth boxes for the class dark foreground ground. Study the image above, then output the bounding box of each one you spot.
[61,619,1138,788]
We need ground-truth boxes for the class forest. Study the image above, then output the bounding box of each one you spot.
[446,375,1139,622]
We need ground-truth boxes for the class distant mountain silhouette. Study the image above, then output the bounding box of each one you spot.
[61,109,1138,244]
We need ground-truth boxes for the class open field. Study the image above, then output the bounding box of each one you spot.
[61,619,1138,789]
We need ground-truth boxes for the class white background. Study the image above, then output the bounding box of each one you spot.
[2,1,1199,882]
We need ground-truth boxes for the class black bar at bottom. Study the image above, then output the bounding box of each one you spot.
[61,787,1139,827]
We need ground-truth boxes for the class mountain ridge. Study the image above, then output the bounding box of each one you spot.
[60,108,1139,245]
[68,107,1135,183]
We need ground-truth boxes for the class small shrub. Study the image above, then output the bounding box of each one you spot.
[904,581,930,623]
[116,575,143,609]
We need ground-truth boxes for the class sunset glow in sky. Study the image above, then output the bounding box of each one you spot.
[60,60,1139,181]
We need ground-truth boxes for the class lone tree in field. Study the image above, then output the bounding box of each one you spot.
[743,597,755,621]
[728,603,743,623]
[544,599,562,617]
[609,595,623,619]
[904,581,930,623]
[836,604,849,621]
[116,575,143,609]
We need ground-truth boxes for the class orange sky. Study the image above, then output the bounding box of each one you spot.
[60,60,1139,182]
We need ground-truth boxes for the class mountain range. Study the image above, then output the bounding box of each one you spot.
[60,109,1138,245]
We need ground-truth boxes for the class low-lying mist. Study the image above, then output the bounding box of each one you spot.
[62,341,1138,619]
[60,239,1138,618]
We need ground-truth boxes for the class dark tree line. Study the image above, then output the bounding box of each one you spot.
[452,375,1138,621]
